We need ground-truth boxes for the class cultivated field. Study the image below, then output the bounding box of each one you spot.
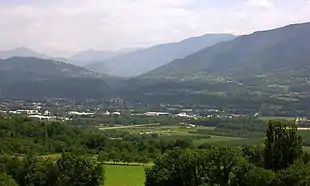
[117,125,249,145]
[259,116,295,121]
[105,165,146,186]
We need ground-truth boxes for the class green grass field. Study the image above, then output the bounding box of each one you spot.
[98,123,160,130]
[105,165,146,186]
[193,135,244,145]
[259,116,295,121]
[120,125,214,136]
[303,146,310,154]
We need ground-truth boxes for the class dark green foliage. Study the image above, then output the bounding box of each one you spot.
[242,145,264,167]
[264,120,303,170]
[192,117,267,138]
[0,117,86,154]
[145,148,210,186]
[0,173,18,186]
[56,153,104,186]
[232,161,276,186]
[146,119,309,186]
[0,57,109,99]
[0,117,196,165]
[145,146,244,186]
[0,153,104,186]
[277,160,310,186]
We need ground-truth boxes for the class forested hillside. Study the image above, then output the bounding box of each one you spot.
[146,22,310,79]
[87,34,236,77]
[0,57,110,99]
[0,116,310,185]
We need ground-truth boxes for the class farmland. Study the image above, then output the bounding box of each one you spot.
[105,165,146,186]
[114,124,256,146]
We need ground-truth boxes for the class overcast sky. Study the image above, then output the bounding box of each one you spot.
[0,0,309,57]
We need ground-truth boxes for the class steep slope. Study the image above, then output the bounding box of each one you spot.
[69,50,119,66]
[86,34,236,77]
[146,22,310,79]
[0,57,99,79]
[69,48,142,66]
[0,57,109,99]
[0,46,48,59]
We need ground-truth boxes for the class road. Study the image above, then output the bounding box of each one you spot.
[98,123,160,130]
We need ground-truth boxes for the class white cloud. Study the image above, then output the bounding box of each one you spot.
[0,0,309,57]
[246,0,274,8]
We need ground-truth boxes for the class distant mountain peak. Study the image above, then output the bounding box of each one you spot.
[0,46,48,59]
[86,33,236,77]
[69,47,142,66]
[144,22,310,79]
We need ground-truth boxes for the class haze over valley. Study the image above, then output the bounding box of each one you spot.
[1,1,310,186]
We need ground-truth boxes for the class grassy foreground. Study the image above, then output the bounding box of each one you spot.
[105,165,146,186]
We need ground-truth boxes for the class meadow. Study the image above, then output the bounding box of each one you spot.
[105,165,146,186]
[48,122,310,186]
[117,125,253,145]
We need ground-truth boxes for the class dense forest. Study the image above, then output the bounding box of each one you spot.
[145,121,309,186]
[0,116,195,161]
[0,116,309,185]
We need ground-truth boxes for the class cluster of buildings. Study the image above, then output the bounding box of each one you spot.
[5,109,59,121]
[296,117,310,126]
[1,109,72,121]
[67,110,121,116]
[133,111,198,118]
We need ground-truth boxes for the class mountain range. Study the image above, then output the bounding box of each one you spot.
[68,48,142,66]
[86,34,236,77]
[0,46,141,67]
[0,46,48,59]
[0,57,109,99]
[1,22,310,100]
[146,22,310,80]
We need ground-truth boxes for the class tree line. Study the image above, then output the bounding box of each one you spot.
[0,116,195,164]
[145,120,309,186]
[1,116,309,185]
[0,153,104,186]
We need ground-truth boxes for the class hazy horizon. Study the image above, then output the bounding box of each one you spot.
[0,0,309,57]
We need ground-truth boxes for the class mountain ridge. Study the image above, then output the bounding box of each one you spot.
[86,33,236,77]
[0,57,110,99]
[0,46,48,59]
[144,22,310,79]
[69,48,142,66]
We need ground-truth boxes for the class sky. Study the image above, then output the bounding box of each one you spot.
[0,0,310,57]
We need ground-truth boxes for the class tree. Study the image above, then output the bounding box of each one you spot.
[264,120,303,170]
[0,153,105,186]
[56,153,104,186]
[0,173,18,186]
[120,151,134,164]
[109,149,121,164]
[16,155,51,186]
[277,160,310,186]
[173,139,193,149]
[205,146,244,186]
[231,160,276,186]
[145,147,244,186]
[145,148,203,186]
[98,151,110,162]
[242,145,264,167]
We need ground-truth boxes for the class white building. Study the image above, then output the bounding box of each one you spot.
[29,115,53,120]
[144,112,170,116]
[112,112,121,116]
[68,111,94,116]
[16,110,40,115]
[44,110,51,116]
[176,113,188,117]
